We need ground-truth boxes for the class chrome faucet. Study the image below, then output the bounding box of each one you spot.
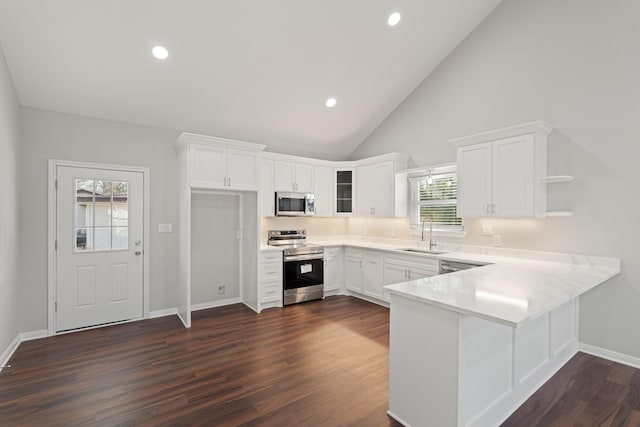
[421,217,436,251]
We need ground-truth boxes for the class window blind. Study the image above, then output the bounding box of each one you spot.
[409,172,462,229]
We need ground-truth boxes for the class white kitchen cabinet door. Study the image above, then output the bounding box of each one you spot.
[356,165,374,216]
[492,135,535,217]
[313,166,333,216]
[324,249,344,292]
[344,252,363,292]
[372,162,394,217]
[363,251,384,299]
[274,161,296,191]
[295,164,314,193]
[384,262,409,285]
[227,149,259,191]
[408,265,438,280]
[273,161,314,192]
[190,143,227,189]
[259,159,275,217]
[356,162,395,217]
[457,142,492,217]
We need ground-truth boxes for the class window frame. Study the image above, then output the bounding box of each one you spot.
[407,164,464,236]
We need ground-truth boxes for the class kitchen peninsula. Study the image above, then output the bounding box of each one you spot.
[384,251,620,427]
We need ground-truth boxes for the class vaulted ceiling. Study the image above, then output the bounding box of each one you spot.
[0,0,502,159]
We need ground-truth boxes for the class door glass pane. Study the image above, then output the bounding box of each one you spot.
[76,228,92,251]
[112,227,128,250]
[94,202,111,227]
[94,227,111,250]
[74,179,130,252]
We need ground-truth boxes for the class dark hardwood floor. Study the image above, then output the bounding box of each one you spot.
[1,296,639,426]
[503,352,640,427]
[0,296,400,426]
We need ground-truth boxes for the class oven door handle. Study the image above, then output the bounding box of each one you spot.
[284,254,324,262]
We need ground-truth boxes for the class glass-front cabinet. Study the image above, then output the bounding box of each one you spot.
[334,168,354,215]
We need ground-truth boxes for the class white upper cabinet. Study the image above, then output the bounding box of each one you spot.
[227,149,260,190]
[313,165,333,216]
[259,159,275,217]
[274,161,314,193]
[190,143,227,188]
[452,121,551,218]
[356,160,402,217]
[176,133,265,191]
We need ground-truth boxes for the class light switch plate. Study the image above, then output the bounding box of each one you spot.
[158,223,172,233]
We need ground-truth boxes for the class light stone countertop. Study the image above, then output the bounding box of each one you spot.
[261,237,620,327]
[310,238,621,328]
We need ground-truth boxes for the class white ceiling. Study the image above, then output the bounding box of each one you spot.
[0,0,502,159]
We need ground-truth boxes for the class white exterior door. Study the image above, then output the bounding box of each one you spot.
[55,165,144,331]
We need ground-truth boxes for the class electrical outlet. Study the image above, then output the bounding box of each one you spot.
[492,235,502,247]
[218,285,225,295]
[363,228,368,235]
[482,225,493,236]
[236,230,242,239]
[331,228,336,235]
[391,228,396,238]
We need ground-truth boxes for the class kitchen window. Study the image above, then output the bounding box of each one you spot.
[409,166,463,232]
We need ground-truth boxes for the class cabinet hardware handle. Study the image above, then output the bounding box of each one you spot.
[491,203,495,214]
[228,177,231,187]
[486,204,490,214]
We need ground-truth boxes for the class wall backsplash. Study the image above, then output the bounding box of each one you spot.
[260,217,348,243]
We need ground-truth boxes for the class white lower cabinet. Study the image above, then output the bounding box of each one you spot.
[344,248,364,292]
[383,254,440,301]
[363,251,384,299]
[323,247,344,293]
[259,250,283,310]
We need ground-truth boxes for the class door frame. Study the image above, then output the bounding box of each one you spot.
[47,159,151,336]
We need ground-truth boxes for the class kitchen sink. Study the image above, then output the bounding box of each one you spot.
[399,248,449,255]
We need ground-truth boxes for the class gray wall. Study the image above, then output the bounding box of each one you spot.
[18,108,181,332]
[350,0,640,358]
[0,45,20,354]
[191,193,240,304]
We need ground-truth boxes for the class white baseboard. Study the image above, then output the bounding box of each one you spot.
[579,343,640,370]
[0,329,48,372]
[0,334,21,372]
[149,307,178,319]
[191,298,242,312]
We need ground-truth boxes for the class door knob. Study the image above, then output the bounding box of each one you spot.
[135,240,142,246]
[135,251,142,256]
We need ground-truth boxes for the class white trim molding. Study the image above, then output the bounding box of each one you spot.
[47,159,151,336]
[191,298,243,312]
[0,330,48,372]
[149,308,178,319]
[579,343,640,370]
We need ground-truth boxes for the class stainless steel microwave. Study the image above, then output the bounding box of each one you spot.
[275,192,315,216]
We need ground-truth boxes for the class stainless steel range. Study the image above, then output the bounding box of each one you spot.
[268,230,324,305]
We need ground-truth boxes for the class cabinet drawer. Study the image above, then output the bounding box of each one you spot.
[385,254,439,272]
[260,251,282,264]
[324,247,343,259]
[262,283,281,301]
[259,263,282,283]
[345,247,363,259]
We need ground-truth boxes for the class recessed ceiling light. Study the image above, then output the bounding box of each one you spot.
[388,12,401,26]
[326,98,337,108]
[152,45,169,60]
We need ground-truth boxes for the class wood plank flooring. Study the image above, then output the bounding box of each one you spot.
[0,296,401,426]
[1,296,640,426]
[503,351,640,427]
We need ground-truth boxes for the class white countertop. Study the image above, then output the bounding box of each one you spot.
[305,237,621,328]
